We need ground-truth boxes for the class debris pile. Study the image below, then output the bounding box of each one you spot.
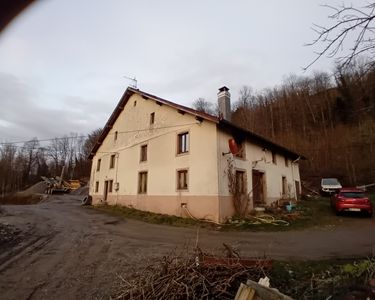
[0,181,47,205]
[114,247,271,300]
[70,185,89,196]
[22,181,48,194]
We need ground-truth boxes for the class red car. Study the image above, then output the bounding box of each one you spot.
[331,188,373,217]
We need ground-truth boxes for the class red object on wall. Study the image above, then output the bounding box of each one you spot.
[228,139,239,154]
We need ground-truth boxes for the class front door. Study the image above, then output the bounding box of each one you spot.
[252,170,265,206]
[104,180,109,202]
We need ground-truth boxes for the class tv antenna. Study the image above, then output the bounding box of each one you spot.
[123,75,137,89]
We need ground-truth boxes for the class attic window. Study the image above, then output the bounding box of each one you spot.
[114,131,118,141]
[235,141,245,159]
[96,159,101,171]
[272,151,277,164]
[150,112,155,125]
[134,101,137,107]
[285,157,289,167]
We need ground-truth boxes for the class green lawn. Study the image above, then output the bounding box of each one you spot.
[270,258,375,299]
[91,197,353,232]
[223,197,345,231]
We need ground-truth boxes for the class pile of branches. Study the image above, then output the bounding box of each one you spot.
[114,252,267,300]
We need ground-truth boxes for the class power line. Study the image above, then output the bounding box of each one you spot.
[0,122,198,146]
[0,135,88,146]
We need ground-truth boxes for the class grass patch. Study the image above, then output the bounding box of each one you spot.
[0,193,43,205]
[223,197,343,231]
[270,258,375,299]
[94,204,207,228]
[92,197,366,232]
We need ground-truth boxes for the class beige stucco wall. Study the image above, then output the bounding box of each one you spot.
[89,93,221,221]
[216,129,301,221]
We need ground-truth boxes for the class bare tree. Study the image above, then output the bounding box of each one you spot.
[19,138,39,184]
[306,2,375,70]
[192,98,215,115]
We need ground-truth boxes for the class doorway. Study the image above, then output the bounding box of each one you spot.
[252,170,265,206]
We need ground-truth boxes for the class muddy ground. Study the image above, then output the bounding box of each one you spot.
[0,195,374,299]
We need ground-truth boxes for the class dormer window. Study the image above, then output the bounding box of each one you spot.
[272,151,277,164]
[235,141,245,159]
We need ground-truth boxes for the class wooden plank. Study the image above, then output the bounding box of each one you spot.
[234,283,255,300]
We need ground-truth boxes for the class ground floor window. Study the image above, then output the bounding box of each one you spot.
[95,181,99,193]
[235,170,246,194]
[138,171,148,194]
[177,169,188,190]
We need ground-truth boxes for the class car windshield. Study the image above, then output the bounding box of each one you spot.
[322,178,340,185]
[341,192,365,198]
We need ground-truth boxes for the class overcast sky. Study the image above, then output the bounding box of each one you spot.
[0,0,367,143]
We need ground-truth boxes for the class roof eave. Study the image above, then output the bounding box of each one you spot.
[218,119,306,160]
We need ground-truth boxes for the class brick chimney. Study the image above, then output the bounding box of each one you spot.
[218,86,231,121]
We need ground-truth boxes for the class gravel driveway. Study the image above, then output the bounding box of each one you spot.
[0,194,374,299]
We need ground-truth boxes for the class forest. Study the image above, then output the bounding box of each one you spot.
[0,129,102,196]
[232,60,375,188]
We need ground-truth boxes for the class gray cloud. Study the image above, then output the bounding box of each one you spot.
[0,0,369,142]
[0,72,106,142]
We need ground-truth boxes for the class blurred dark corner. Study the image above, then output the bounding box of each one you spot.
[0,0,36,33]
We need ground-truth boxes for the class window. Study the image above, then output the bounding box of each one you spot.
[235,142,245,159]
[282,176,287,196]
[110,154,116,169]
[108,180,113,193]
[272,151,277,164]
[177,169,188,190]
[134,100,137,107]
[150,112,155,125]
[235,171,246,194]
[114,131,118,141]
[284,157,289,167]
[177,132,189,154]
[138,171,148,194]
[140,145,147,162]
[95,181,99,193]
[96,159,101,171]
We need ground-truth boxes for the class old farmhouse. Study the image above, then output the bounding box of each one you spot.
[88,87,303,223]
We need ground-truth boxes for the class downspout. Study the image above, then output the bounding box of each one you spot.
[115,152,119,205]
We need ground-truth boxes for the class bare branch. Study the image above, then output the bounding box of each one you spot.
[305,2,375,71]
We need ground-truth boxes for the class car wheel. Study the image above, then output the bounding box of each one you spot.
[366,211,373,218]
[335,210,341,216]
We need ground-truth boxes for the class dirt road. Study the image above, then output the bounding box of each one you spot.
[0,195,374,299]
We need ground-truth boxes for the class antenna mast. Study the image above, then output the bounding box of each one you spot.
[123,75,137,89]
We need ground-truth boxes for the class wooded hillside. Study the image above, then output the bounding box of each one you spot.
[232,62,375,187]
